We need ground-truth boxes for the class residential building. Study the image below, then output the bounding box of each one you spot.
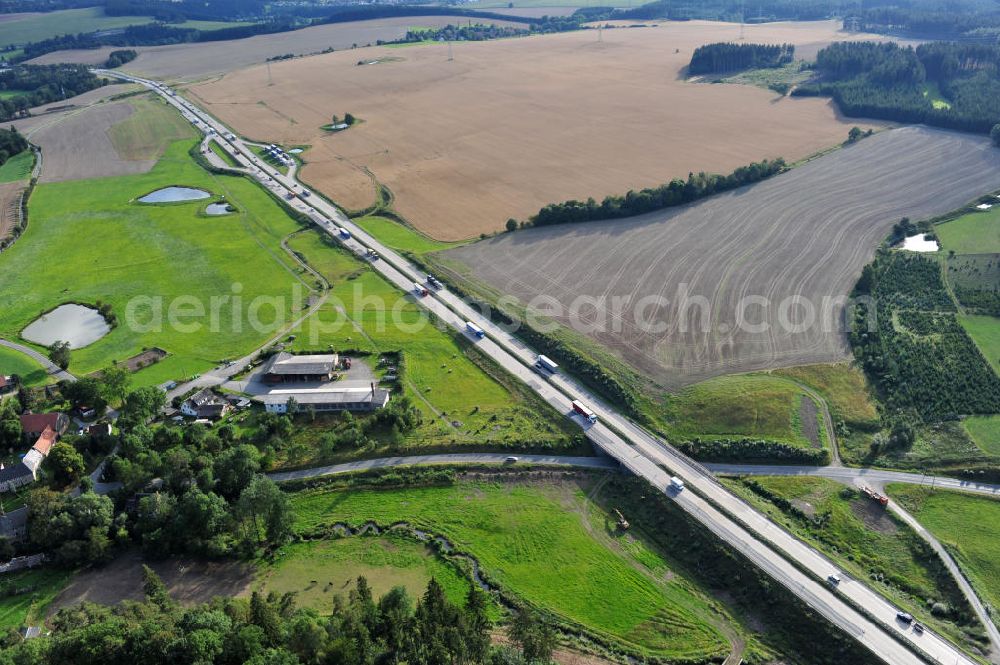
[180,389,232,420]
[0,463,33,493]
[19,412,68,441]
[261,352,339,384]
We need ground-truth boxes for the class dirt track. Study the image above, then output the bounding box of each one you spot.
[444,127,1000,388]
[190,20,885,240]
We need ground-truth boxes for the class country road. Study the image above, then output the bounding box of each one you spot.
[0,338,75,383]
[98,69,985,665]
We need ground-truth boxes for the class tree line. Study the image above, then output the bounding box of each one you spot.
[793,41,1000,134]
[0,569,555,665]
[526,158,786,227]
[105,49,138,68]
[688,42,794,75]
[0,65,106,121]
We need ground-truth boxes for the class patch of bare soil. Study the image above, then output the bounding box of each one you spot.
[191,20,889,240]
[798,396,821,449]
[791,499,816,518]
[47,551,255,616]
[850,499,899,535]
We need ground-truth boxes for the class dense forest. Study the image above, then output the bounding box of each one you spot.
[850,250,1000,421]
[0,65,105,122]
[0,570,551,665]
[528,158,785,227]
[688,42,794,74]
[793,41,1000,133]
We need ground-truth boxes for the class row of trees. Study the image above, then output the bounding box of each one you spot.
[0,570,552,665]
[527,158,786,227]
[688,42,794,74]
[0,65,105,122]
[794,41,1000,134]
[105,49,139,68]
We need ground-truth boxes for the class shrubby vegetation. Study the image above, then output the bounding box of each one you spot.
[0,128,27,168]
[105,48,138,68]
[677,437,829,464]
[850,249,1000,421]
[794,41,1000,134]
[0,569,552,665]
[688,42,794,74]
[528,158,785,227]
[0,65,105,121]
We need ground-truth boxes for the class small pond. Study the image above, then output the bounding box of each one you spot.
[901,234,940,253]
[138,186,211,203]
[205,203,233,216]
[22,304,110,348]
[288,148,303,154]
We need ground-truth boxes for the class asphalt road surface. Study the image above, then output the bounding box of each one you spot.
[98,70,981,665]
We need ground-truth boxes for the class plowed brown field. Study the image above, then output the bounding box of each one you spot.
[444,127,1000,388]
[191,20,886,240]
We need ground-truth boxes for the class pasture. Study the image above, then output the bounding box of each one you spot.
[289,477,734,660]
[190,20,884,240]
[888,485,1000,617]
[283,229,574,454]
[724,476,977,648]
[937,207,1000,255]
[962,415,1000,456]
[0,567,75,630]
[352,215,459,255]
[0,150,33,183]
[445,127,1000,388]
[773,363,879,427]
[0,345,49,386]
[0,139,309,377]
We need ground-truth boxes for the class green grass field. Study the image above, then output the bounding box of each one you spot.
[0,150,33,184]
[664,373,820,447]
[352,215,460,255]
[0,345,49,386]
[725,476,978,647]
[0,8,252,49]
[958,314,1000,376]
[0,567,75,630]
[282,230,574,458]
[937,208,1000,255]
[889,485,1000,616]
[773,363,879,427]
[107,95,195,161]
[208,140,240,168]
[0,139,311,378]
[289,478,732,660]
[962,415,1000,456]
[260,535,477,615]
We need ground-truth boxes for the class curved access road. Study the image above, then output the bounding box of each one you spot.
[268,453,620,483]
[100,70,981,665]
[0,338,75,383]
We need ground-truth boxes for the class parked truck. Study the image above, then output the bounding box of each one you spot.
[534,354,558,374]
[861,486,889,507]
[571,400,597,423]
[465,321,485,339]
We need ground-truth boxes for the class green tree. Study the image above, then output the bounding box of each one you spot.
[214,445,261,500]
[48,340,71,370]
[46,442,86,487]
[237,475,292,546]
[847,126,864,143]
[99,366,131,407]
[0,418,22,450]
[505,218,518,233]
[142,564,172,608]
[345,112,356,125]
[509,606,554,663]
[61,377,107,413]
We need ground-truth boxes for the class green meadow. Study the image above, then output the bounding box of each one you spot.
[959,314,1000,376]
[0,139,310,377]
[289,478,732,660]
[352,215,461,255]
[0,345,49,386]
[0,567,75,630]
[0,150,33,184]
[937,207,1000,255]
[962,415,1000,456]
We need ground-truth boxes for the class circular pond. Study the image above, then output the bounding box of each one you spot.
[22,304,111,348]
[138,187,211,203]
[205,203,233,216]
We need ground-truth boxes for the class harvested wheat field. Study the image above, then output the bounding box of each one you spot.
[28,16,522,80]
[443,127,1000,388]
[0,181,25,241]
[191,20,886,240]
[3,91,194,182]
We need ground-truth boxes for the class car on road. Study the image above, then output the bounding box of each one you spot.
[896,612,914,624]
[826,574,841,586]
[912,622,924,634]
[504,456,519,464]
[669,476,685,492]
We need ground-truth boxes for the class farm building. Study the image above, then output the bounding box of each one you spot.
[19,412,68,440]
[261,352,339,384]
[256,384,389,413]
[0,462,33,493]
[180,389,232,420]
[0,424,58,492]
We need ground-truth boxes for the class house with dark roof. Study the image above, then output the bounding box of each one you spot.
[19,412,68,441]
[262,352,338,384]
[0,463,33,493]
[180,389,231,420]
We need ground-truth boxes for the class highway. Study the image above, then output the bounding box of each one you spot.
[99,69,981,665]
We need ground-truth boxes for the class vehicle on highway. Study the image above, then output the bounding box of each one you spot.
[669,476,685,492]
[426,274,442,289]
[913,623,925,634]
[412,282,429,297]
[466,321,486,339]
[896,612,914,624]
[301,190,310,197]
[827,574,841,586]
[504,456,519,464]
[339,227,351,239]
[534,354,558,374]
[571,400,598,423]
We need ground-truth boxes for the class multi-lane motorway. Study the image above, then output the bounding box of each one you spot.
[99,69,981,665]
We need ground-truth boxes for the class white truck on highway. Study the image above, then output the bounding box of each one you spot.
[669,476,685,492]
[465,321,485,339]
[534,354,558,374]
